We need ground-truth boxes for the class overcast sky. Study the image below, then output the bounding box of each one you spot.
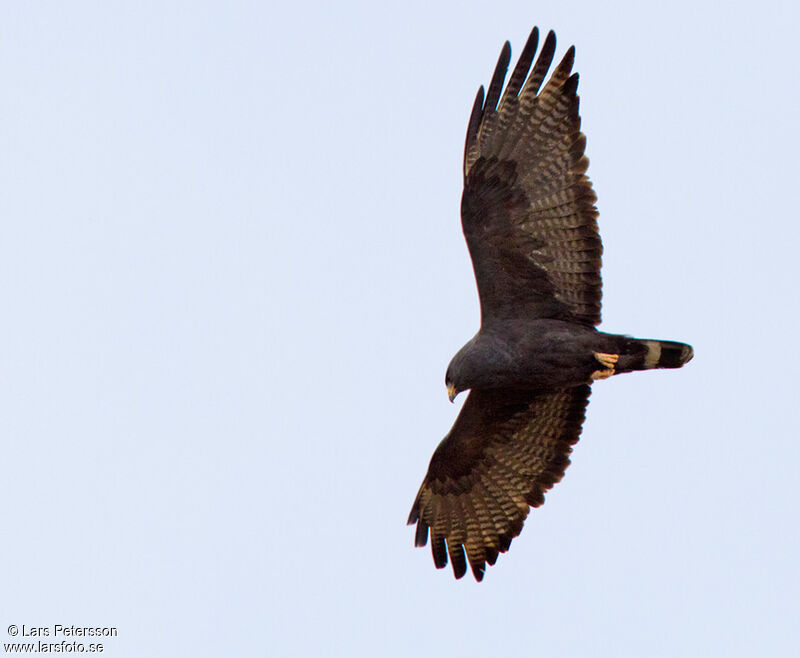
[2,1,798,656]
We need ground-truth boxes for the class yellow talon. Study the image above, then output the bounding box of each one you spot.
[594,352,619,369]
[591,368,615,381]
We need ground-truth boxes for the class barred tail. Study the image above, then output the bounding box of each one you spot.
[616,338,694,373]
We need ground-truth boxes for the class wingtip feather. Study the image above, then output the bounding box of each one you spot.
[414,520,429,547]
[431,534,448,569]
[448,542,468,579]
[484,41,512,113]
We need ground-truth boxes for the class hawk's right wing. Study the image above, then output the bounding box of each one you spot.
[407,384,591,581]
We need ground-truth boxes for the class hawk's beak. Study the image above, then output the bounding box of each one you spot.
[447,382,456,403]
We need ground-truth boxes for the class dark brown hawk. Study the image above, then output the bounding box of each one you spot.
[408,27,693,581]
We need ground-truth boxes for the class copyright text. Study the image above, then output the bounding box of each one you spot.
[5,625,118,654]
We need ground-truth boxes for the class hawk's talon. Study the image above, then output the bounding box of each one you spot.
[594,352,619,369]
[591,368,615,381]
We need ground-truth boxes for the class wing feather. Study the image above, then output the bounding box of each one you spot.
[464,86,485,174]
[519,30,557,100]
[501,27,538,102]
[484,41,511,114]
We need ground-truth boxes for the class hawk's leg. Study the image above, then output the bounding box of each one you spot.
[590,368,615,381]
[594,352,619,369]
[591,352,619,380]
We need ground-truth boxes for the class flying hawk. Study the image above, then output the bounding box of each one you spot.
[408,27,693,581]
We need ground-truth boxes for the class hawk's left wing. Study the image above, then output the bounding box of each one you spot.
[460,27,603,326]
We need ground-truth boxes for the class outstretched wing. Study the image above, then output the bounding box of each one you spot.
[461,27,602,326]
[407,385,591,581]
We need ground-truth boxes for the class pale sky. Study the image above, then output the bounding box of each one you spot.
[2,1,798,656]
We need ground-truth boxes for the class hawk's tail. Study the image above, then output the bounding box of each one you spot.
[616,338,694,373]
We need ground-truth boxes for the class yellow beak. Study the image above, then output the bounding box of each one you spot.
[447,382,456,403]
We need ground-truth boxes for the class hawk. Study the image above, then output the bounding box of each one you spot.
[408,27,693,581]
